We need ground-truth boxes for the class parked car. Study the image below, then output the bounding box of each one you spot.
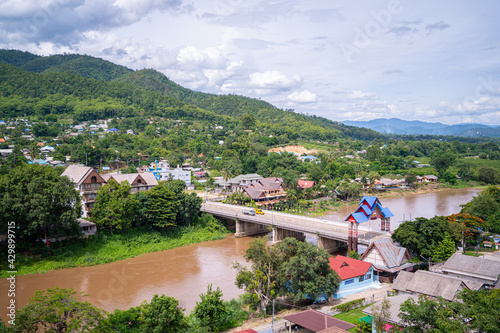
[255,209,264,215]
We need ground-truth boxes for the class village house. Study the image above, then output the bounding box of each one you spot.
[283,309,356,332]
[214,173,263,192]
[102,173,158,192]
[297,179,315,189]
[242,177,287,206]
[418,175,438,183]
[392,270,482,301]
[148,160,192,185]
[329,255,381,299]
[440,253,500,288]
[363,294,420,332]
[61,165,107,218]
[78,218,97,237]
[360,238,417,283]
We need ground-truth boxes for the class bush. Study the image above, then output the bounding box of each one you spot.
[333,298,365,313]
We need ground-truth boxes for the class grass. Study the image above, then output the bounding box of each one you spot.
[1,217,230,278]
[333,305,370,332]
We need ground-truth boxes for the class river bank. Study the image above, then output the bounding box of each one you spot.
[0,218,230,278]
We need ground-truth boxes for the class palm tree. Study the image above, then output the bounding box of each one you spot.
[28,142,40,160]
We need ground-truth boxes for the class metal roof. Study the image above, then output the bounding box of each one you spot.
[442,253,500,281]
[360,238,410,269]
[283,309,355,332]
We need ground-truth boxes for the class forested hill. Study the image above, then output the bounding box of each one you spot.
[0,49,133,81]
[0,49,382,141]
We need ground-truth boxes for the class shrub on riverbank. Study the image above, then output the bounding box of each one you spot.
[0,214,229,278]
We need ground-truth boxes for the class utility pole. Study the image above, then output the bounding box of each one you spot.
[271,298,275,332]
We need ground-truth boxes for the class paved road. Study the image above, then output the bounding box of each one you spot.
[202,202,390,246]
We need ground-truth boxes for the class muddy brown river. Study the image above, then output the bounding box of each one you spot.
[0,188,480,321]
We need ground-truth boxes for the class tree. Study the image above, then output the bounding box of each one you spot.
[460,185,500,234]
[192,284,230,332]
[146,182,180,228]
[141,294,188,333]
[307,165,324,184]
[107,306,143,333]
[278,238,340,303]
[459,289,500,333]
[371,297,391,333]
[445,213,486,248]
[159,180,201,226]
[405,172,417,187]
[90,179,138,233]
[477,166,498,184]
[14,288,108,333]
[233,237,282,315]
[432,233,455,262]
[429,152,456,179]
[0,165,82,247]
[399,294,464,332]
[392,216,460,259]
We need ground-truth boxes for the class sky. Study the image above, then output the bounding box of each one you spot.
[1,0,500,125]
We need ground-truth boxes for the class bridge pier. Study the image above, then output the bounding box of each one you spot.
[347,222,359,254]
[272,227,306,242]
[235,219,269,237]
[317,236,347,253]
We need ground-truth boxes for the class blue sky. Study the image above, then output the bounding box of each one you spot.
[1,0,499,125]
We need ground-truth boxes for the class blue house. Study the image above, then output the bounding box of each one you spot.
[329,255,380,298]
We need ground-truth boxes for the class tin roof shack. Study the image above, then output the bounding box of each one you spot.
[441,253,500,288]
[362,294,420,332]
[283,309,355,333]
[78,219,97,237]
[392,270,482,301]
[360,238,418,283]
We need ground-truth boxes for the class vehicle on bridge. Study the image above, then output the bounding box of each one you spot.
[255,209,264,215]
[242,209,256,216]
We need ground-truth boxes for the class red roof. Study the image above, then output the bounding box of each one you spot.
[329,255,372,280]
[298,179,315,189]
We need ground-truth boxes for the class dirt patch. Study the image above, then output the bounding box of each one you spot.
[268,145,318,155]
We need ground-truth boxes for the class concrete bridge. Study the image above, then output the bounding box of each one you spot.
[201,202,390,253]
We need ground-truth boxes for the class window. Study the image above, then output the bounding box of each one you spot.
[359,275,365,282]
[91,176,97,183]
[137,179,142,184]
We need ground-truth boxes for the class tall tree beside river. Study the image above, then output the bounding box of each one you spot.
[0,165,82,248]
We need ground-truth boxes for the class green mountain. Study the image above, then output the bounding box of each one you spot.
[0,49,383,142]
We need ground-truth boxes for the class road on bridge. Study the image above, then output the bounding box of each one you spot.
[202,202,389,246]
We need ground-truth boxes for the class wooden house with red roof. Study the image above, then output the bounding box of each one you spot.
[329,255,381,298]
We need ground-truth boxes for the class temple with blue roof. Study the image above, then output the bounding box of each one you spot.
[345,196,394,253]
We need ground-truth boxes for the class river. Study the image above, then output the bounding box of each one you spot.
[0,188,481,321]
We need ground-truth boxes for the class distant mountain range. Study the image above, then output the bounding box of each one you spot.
[340,118,500,138]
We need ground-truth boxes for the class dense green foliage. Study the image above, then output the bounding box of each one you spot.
[399,289,500,332]
[234,237,340,313]
[0,165,81,248]
[91,179,138,232]
[461,185,500,233]
[192,285,230,332]
[13,287,107,332]
[392,216,463,260]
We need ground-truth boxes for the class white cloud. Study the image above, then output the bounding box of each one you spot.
[287,90,317,103]
[249,70,302,90]
[347,90,380,100]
